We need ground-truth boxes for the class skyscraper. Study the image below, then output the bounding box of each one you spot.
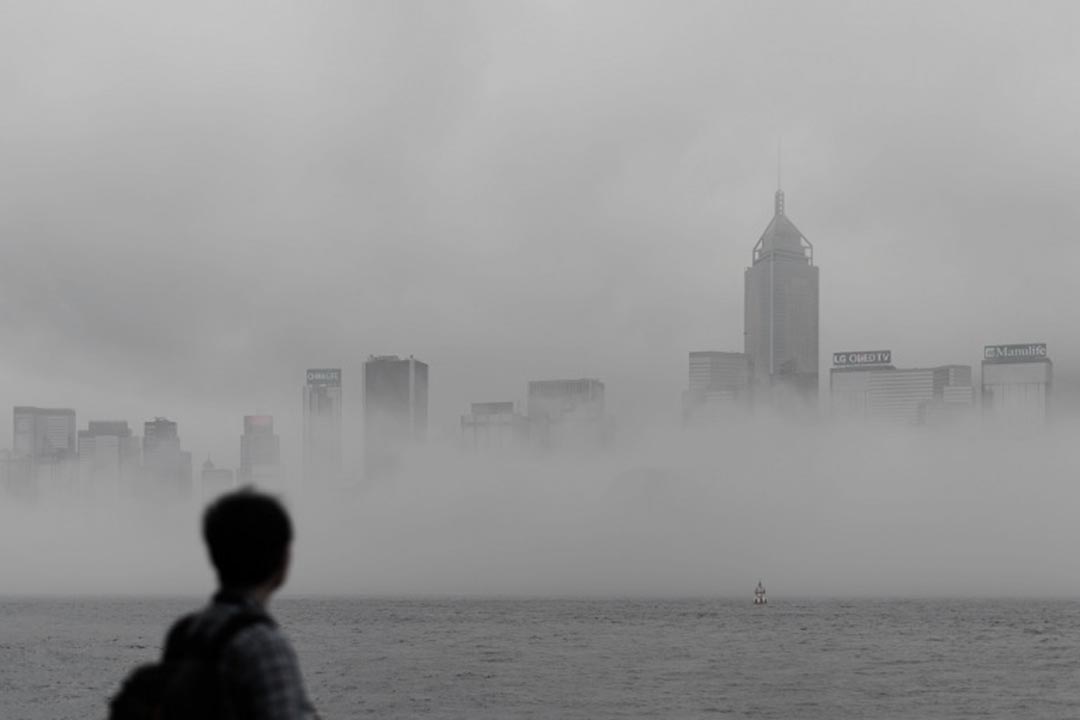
[363,356,428,476]
[461,401,528,451]
[526,378,608,449]
[240,414,281,487]
[981,343,1052,426]
[682,351,751,423]
[744,188,820,409]
[13,407,78,494]
[200,458,235,500]
[302,368,342,484]
[142,417,192,498]
[13,407,76,462]
[364,356,428,443]
[78,420,141,497]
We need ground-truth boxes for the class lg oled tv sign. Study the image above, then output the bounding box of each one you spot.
[983,344,1048,363]
[832,350,892,367]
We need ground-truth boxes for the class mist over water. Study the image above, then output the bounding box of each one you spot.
[2,1,1080,607]
[5,417,1079,599]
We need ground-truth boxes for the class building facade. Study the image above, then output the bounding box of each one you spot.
[829,351,974,424]
[363,356,428,448]
[239,415,281,487]
[14,407,76,462]
[744,189,820,409]
[303,368,343,484]
[683,351,751,422]
[200,459,235,500]
[981,343,1052,426]
[526,378,608,449]
[78,421,141,497]
[363,355,428,477]
[13,407,78,494]
[461,401,528,451]
[142,417,192,498]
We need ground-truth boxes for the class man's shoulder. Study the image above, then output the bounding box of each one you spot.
[226,617,294,659]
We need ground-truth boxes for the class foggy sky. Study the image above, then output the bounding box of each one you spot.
[3,1,1080,597]
[3,1,1079,463]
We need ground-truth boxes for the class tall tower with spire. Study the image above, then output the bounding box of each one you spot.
[743,184,819,409]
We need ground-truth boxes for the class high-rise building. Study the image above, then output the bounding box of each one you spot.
[200,458,235,500]
[13,407,78,494]
[981,343,1052,426]
[527,378,608,449]
[461,401,528,451]
[363,356,428,447]
[78,421,141,497]
[142,417,192,497]
[13,407,76,462]
[363,356,428,478]
[303,368,343,483]
[744,188,820,409]
[240,415,281,487]
[829,350,974,424]
[683,351,751,422]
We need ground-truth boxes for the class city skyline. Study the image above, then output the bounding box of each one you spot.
[3,3,1080,474]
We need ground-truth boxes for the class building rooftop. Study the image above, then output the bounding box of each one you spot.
[753,190,813,264]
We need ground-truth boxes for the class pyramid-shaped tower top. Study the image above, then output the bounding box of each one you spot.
[752,188,813,265]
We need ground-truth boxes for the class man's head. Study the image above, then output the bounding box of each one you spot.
[203,488,293,592]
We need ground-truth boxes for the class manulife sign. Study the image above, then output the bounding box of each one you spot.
[983,344,1048,363]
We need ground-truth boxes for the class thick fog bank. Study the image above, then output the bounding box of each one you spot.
[2,420,1078,598]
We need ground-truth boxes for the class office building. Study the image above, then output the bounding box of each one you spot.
[239,415,281,487]
[13,407,78,494]
[981,343,1052,426]
[201,458,235,499]
[527,378,608,448]
[303,368,343,484]
[364,356,428,447]
[683,351,750,423]
[78,421,141,497]
[744,188,820,408]
[14,407,76,462]
[142,417,192,497]
[829,350,974,424]
[461,402,528,451]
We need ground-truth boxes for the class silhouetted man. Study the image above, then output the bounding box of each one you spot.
[164,488,317,719]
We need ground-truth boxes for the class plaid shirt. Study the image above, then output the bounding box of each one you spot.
[183,592,318,720]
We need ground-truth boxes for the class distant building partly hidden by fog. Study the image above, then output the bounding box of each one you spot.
[11,407,77,496]
[461,402,528,451]
[240,414,281,489]
[744,188,820,410]
[682,351,751,423]
[302,368,342,485]
[78,420,140,498]
[829,350,974,425]
[363,355,428,477]
[142,417,193,500]
[201,458,235,500]
[981,343,1052,426]
[527,378,611,450]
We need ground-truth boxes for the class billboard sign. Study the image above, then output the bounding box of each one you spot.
[832,350,892,367]
[471,402,515,416]
[306,368,341,386]
[983,343,1048,363]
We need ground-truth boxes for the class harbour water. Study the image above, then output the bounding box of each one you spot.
[4,596,1080,719]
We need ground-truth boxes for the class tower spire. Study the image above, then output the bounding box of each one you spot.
[774,138,785,216]
[777,137,782,191]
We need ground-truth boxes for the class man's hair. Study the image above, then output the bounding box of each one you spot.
[203,488,293,589]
